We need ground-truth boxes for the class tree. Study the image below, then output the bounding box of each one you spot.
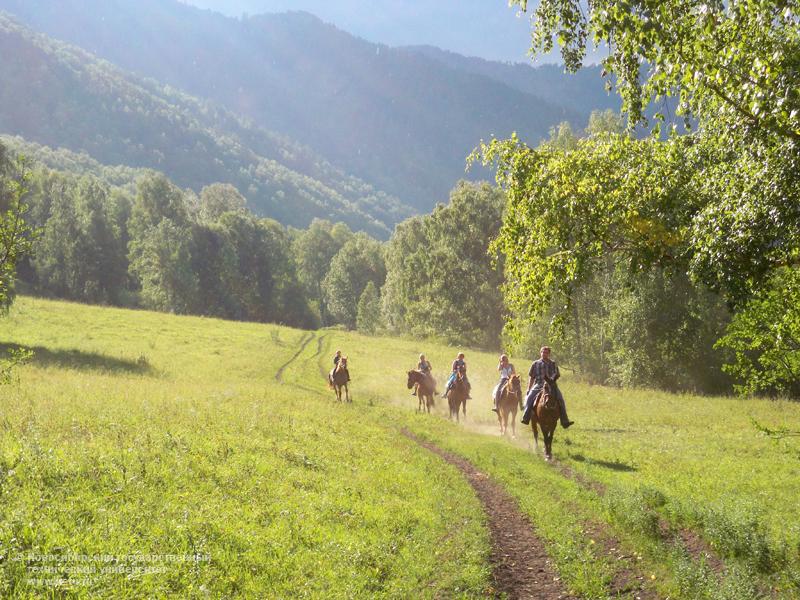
[356,281,381,334]
[512,0,800,301]
[475,132,699,337]
[198,183,246,223]
[515,0,800,145]
[382,181,506,348]
[716,267,800,397]
[128,219,198,313]
[0,143,35,310]
[292,219,352,325]
[585,109,625,137]
[323,233,385,329]
[33,175,126,303]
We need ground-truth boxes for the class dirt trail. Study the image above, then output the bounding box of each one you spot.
[403,429,575,600]
[274,332,316,382]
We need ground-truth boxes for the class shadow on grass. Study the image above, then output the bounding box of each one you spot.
[569,453,637,472]
[0,342,156,376]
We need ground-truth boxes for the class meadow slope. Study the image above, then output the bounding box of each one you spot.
[1,297,799,598]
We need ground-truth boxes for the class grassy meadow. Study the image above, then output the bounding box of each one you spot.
[2,296,800,598]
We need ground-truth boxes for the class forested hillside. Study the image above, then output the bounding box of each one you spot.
[403,46,619,118]
[0,15,413,237]
[0,0,599,210]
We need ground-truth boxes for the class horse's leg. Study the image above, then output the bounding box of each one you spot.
[510,407,517,439]
[498,407,504,435]
[545,428,554,460]
[345,383,350,403]
[532,421,539,453]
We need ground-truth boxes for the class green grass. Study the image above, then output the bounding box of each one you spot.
[0,298,490,598]
[2,296,800,598]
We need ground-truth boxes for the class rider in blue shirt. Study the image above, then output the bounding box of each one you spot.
[442,352,471,399]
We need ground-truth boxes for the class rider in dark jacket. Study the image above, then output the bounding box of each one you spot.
[521,346,573,428]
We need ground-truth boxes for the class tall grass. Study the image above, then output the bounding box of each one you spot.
[3,296,800,597]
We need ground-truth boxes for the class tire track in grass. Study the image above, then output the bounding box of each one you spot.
[553,461,726,575]
[402,429,575,600]
[274,332,316,382]
[313,333,329,378]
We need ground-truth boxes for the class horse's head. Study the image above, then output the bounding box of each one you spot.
[340,356,348,367]
[541,380,557,409]
[406,370,416,389]
[509,374,521,395]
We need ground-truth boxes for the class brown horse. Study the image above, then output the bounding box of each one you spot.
[531,379,559,460]
[329,357,351,402]
[447,372,468,422]
[407,370,436,413]
[497,374,523,438]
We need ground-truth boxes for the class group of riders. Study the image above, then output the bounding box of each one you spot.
[413,347,575,428]
[330,346,574,428]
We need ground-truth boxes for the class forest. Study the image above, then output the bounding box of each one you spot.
[2,106,798,399]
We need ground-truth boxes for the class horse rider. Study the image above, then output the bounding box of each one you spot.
[442,352,471,399]
[491,354,517,412]
[520,346,574,428]
[330,349,351,382]
[412,353,433,396]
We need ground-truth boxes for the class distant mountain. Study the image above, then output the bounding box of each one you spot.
[180,0,538,64]
[401,46,621,118]
[0,15,413,237]
[0,0,597,211]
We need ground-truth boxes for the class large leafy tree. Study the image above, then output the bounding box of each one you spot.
[716,267,800,397]
[0,143,35,310]
[33,175,127,303]
[485,0,800,394]
[476,132,699,334]
[382,181,505,348]
[516,0,800,143]
[511,0,800,298]
[323,233,386,329]
[291,219,353,325]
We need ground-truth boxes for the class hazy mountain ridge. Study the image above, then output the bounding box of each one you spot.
[0,0,597,210]
[0,14,413,236]
[401,45,621,118]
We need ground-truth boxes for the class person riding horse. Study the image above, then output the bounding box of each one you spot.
[330,349,351,383]
[492,354,517,412]
[521,346,574,428]
[411,354,433,396]
[442,352,471,399]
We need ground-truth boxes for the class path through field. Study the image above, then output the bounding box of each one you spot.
[404,430,574,600]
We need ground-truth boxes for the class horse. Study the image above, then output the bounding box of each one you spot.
[531,379,559,460]
[407,370,436,413]
[447,372,468,422]
[329,357,351,402]
[497,374,523,438]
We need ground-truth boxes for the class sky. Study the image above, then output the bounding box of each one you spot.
[181,0,553,64]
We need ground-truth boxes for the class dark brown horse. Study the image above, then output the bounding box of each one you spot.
[497,374,523,437]
[329,357,351,402]
[407,370,436,413]
[531,379,559,460]
[447,372,468,422]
